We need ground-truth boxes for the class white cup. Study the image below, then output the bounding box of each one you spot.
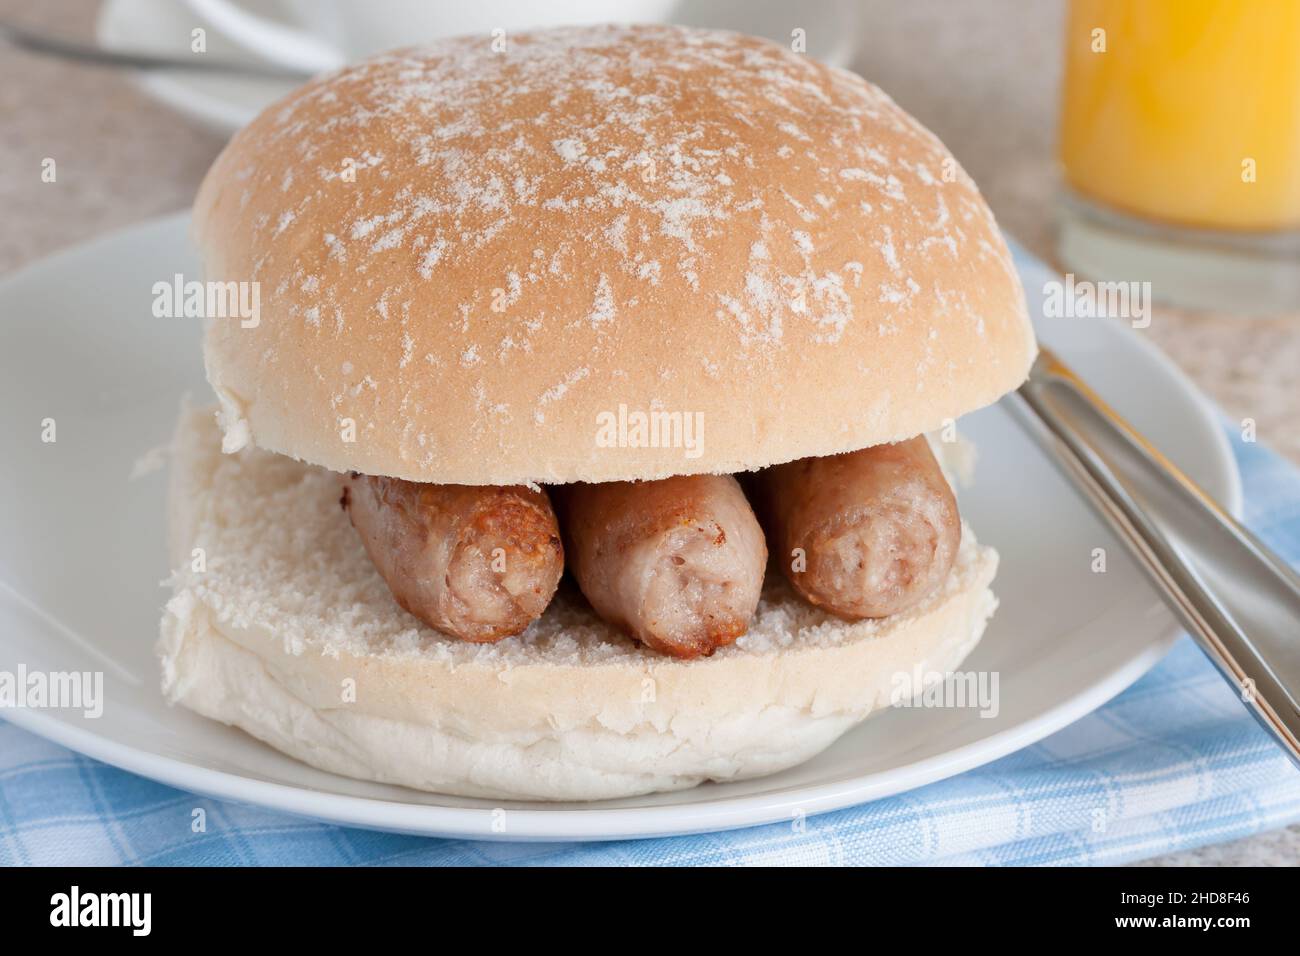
[185,0,681,72]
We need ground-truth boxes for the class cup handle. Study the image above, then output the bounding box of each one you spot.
[184,0,345,73]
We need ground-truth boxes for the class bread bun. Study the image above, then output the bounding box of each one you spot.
[158,405,998,800]
[194,24,1034,486]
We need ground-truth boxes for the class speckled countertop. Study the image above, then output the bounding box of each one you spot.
[2,0,1296,865]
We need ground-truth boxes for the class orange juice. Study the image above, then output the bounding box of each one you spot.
[1060,0,1300,232]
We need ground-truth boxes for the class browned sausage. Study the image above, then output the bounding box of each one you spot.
[342,474,563,642]
[750,437,960,619]
[556,475,767,659]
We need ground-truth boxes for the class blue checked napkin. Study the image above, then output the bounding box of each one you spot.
[3,246,1300,866]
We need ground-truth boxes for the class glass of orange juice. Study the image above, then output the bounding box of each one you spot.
[1058,0,1300,313]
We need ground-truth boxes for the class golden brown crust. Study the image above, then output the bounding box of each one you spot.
[342,475,563,641]
[556,474,766,658]
[752,437,961,619]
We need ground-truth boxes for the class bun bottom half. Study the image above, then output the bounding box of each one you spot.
[158,405,1000,802]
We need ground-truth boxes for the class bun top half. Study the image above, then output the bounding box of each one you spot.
[195,24,1035,485]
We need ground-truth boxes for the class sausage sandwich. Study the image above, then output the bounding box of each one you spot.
[159,25,1036,801]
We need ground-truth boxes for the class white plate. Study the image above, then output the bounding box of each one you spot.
[98,0,863,136]
[0,213,1241,841]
